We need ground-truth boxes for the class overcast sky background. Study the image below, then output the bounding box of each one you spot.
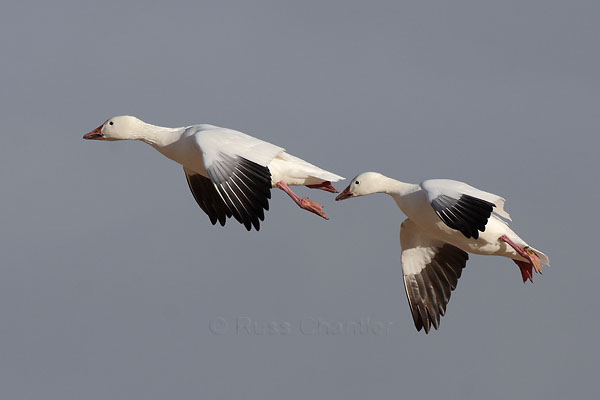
[1,1,599,399]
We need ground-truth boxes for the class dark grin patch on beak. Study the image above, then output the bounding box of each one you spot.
[335,186,354,201]
[83,125,105,140]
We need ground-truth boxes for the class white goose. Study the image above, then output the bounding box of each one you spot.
[83,116,344,230]
[335,172,549,333]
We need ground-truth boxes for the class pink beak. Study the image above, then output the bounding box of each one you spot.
[335,185,353,201]
[83,124,105,140]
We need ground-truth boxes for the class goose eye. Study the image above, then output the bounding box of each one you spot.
[355,181,360,185]
[109,121,114,126]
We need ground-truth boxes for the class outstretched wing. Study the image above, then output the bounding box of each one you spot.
[184,168,232,227]
[184,128,283,231]
[400,219,469,333]
[421,179,510,239]
[195,127,285,168]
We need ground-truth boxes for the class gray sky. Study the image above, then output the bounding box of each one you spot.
[1,0,598,399]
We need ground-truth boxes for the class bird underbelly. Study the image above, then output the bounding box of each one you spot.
[406,206,522,259]
[426,218,528,261]
[267,158,324,187]
[154,142,208,177]
[184,161,208,177]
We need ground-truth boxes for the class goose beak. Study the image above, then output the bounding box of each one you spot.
[335,185,353,201]
[83,125,105,140]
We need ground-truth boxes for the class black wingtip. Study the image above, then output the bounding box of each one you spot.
[187,156,272,232]
[406,244,469,334]
[432,194,494,240]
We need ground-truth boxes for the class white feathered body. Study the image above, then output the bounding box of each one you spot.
[152,124,343,187]
[390,181,549,265]
[268,153,343,186]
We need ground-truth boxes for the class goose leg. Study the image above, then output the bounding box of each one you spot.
[276,181,329,220]
[306,181,339,193]
[499,235,542,283]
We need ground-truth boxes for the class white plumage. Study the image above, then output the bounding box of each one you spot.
[84,116,344,230]
[336,172,549,333]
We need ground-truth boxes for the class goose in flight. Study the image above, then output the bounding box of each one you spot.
[83,116,343,230]
[336,172,549,333]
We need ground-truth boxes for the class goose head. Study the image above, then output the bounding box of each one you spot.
[335,172,387,201]
[83,115,145,141]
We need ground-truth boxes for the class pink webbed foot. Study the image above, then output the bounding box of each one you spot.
[306,181,339,193]
[299,197,329,220]
[276,181,330,220]
[514,260,534,283]
[499,234,542,283]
